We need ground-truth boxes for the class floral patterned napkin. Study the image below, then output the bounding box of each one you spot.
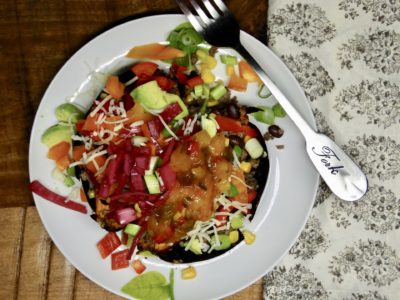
[263,1,400,299]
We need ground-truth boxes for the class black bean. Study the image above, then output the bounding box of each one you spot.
[229,135,244,146]
[268,125,284,138]
[227,103,240,119]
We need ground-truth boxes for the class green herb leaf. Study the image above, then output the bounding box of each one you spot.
[257,84,271,99]
[121,271,169,300]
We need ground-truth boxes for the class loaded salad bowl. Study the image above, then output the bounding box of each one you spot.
[29,22,287,299]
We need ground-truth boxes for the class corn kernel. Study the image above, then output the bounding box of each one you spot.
[196,49,207,60]
[226,64,235,76]
[244,135,252,143]
[201,68,215,84]
[181,266,197,280]
[134,203,141,213]
[206,55,217,69]
[239,161,252,173]
[225,138,230,147]
[207,100,219,107]
[243,230,256,245]
[229,230,239,244]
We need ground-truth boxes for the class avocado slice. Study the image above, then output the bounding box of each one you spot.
[55,103,84,124]
[131,80,188,120]
[41,124,73,147]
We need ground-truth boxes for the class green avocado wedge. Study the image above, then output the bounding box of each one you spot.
[41,124,73,147]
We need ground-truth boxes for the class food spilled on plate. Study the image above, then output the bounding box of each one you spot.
[29,22,286,298]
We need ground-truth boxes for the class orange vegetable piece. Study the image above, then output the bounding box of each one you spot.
[82,113,98,131]
[132,259,146,274]
[72,145,106,173]
[56,155,71,171]
[80,188,87,202]
[47,141,71,161]
[239,60,261,83]
[105,75,125,100]
[228,73,248,92]
[126,43,185,60]
[126,103,154,123]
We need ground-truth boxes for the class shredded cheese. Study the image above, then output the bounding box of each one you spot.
[124,76,138,86]
[90,94,112,117]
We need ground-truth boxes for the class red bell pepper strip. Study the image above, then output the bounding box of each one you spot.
[29,180,87,214]
[160,139,176,166]
[131,62,158,78]
[186,76,203,88]
[159,102,183,123]
[130,172,146,192]
[97,232,121,259]
[127,225,146,259]
[215,115,258,137]
[111,249,130,270]
[158,164,176,190]
[172,63,188,84]
[147,119,162,139]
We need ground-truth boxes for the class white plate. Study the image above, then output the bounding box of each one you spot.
[29,14,319,300]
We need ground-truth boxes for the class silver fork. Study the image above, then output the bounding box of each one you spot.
[176,0,368,201]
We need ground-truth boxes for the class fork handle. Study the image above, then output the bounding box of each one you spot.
[234,42,368,201]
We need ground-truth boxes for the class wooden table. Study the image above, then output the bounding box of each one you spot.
[0,1,267,299]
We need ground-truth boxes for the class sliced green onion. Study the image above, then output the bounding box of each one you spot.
[66,167,75,177]
[124,224,141,236]
[194,84,203,97]
[233,145,242,159]
[210,84,227,100]
[174,21,193,31]
[272,103,286,117]
[210,234,231,251]
[144,174,161,194]
[245,138,264,159]
[230,214,244,229]
[258,84,271,99]
[252,106,275,125]
[220,54,238,65]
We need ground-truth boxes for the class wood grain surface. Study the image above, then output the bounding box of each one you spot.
[0,0,267,299]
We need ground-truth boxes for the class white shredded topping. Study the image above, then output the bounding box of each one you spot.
[95,154,116,176]
[183,113,199,136]
[103,117,129,125]
[124,75,138,86]
[232,150,241,168]
[230,174,253,189]
[90,94,112,117]
[130,120,144,127]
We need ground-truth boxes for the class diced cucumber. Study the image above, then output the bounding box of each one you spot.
[124,223,141,236]
[194,84,203,97]
[144,174,161,194]
[245,138,264,159]
[66,167,75,177]
[220,54,238,65]
[210,84,227,101]
[252,106,275,125]
[202,84,210,98]
[145,156,160,175]
[210,234,231,251]
[131,136,148,147]
[230,214,244,229]
[188,239,202,255]
[201,116,217,138]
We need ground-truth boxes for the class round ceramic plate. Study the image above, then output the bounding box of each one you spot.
[29,14,319,300]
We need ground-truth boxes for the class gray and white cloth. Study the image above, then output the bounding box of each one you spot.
[263,1,400,299]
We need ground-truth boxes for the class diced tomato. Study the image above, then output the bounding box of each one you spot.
[131,62,159,78]
[132,259,146,274]
[247,190,257,203]
[186,76,203,88]
[239,60,261,83]
[215,206,233,226]
[105,75,125,100]
[111,249,130,270]
[29,180,87,214]
[47,141,71,161]
[241,125,258,138]
[82,113,99,132]
[97,232,121,259]
[155,76,174,91]
[121,232,129,245]
[228,73,248,92]
[56,155,70,171]
[160,139,176,166]
[172,64,188,84]
[121,93,135,111]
